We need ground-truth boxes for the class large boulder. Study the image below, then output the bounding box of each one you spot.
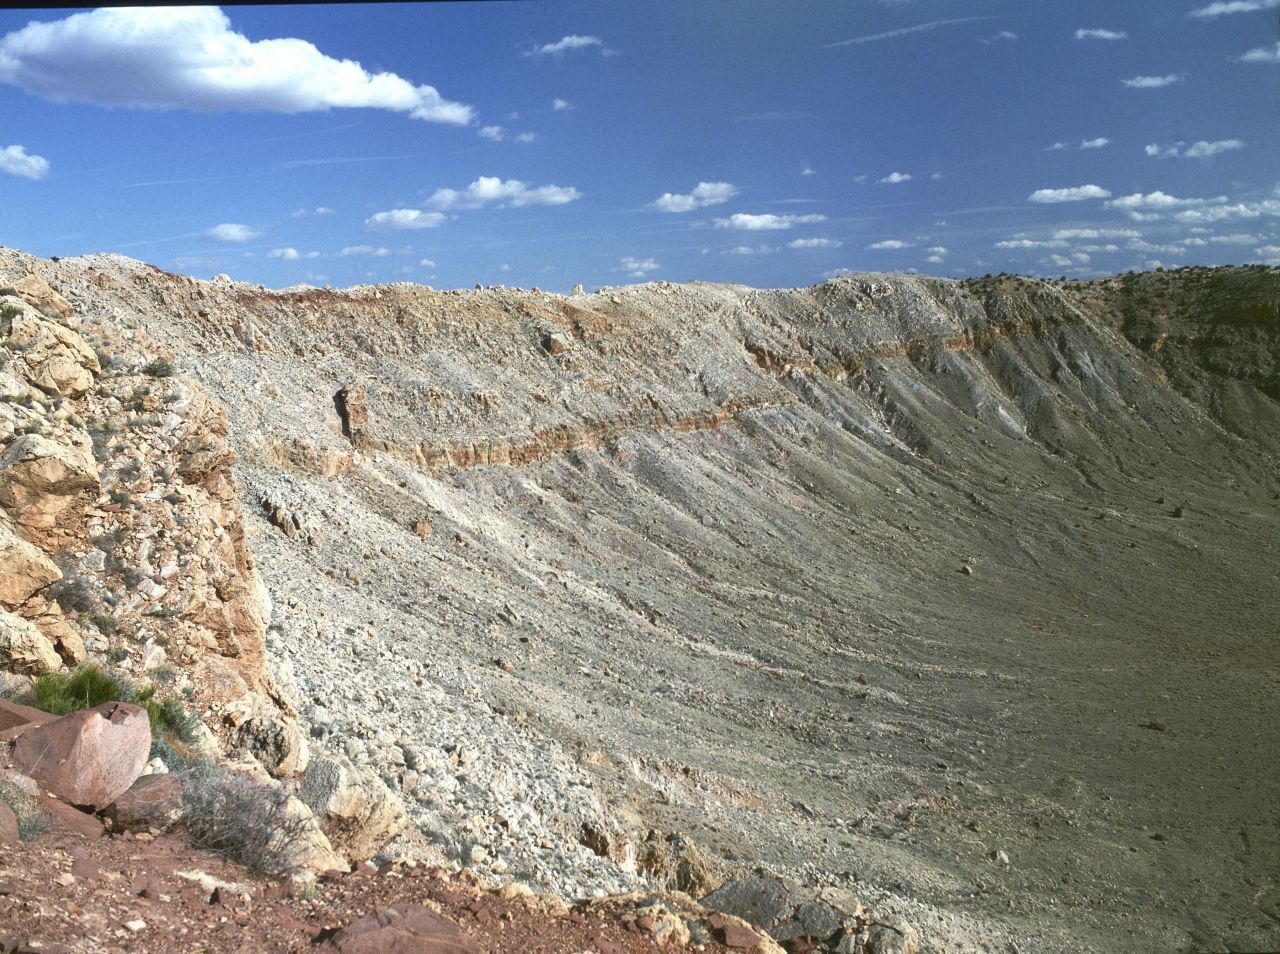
[0,698,53,742]
[299,751,408,862]
[1,302,98,397]
[0,607,61,674]
[103,772,182,833]
[1,275,74,321]
[13,701,151,810]
[0,434,99,532]
[0,522,61,610]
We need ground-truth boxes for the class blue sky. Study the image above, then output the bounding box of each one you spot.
[1,1,1277,291]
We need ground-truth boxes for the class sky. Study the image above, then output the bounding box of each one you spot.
[0,1,1277,292]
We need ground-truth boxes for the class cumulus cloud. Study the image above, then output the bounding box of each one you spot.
[726,245,774,256]
[552,98,572,111]
[651,181,738,213]
[478,125,505,141]
[1076,28,1127,40]
[1191,0,1280,16]
[618,256,658,277]
[1027,184,1111,203]
[713,213,826,231]
[268,247,320,260]
[788,238,842,249]
[363,209,447,231]
[419,257,436,268]
[867,239,911,249]
[205,223,265,243]
[1239,42,1280,63]
[1123,74,1183,88]
[880,171,912,184]
[1049,137,1111,151]
[1052,228,1141,239]
[340,245,390,257]
[0,6,473,123]
[0,143,48,179]
[1107,191,1227,211]
[525,35,606,56]
[1146,139,1245,158]
[994,238,1067,249]
[801,166,816,176]
[427,176,581,210]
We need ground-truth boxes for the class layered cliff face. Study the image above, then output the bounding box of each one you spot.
[2,247,1277,953]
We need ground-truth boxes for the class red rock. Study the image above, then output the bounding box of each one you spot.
[103,772,181,833]
[37,792,103,839]
[323,905,480,954]
[0,698,53,743]
[13,701,151,810]
[0,801,18,844]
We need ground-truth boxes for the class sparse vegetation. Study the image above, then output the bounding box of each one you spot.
[142,357,175,378]
[0,776,49,842]
[176,763,312,876]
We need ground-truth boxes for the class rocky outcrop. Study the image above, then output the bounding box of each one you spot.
[0,433,98,535]
[1,297,99,397]
[13,700,151,809]
[1,273,74,321]
[299,751,409,862]
[0,607,61,674]
[0,522,61,609]
[320,904,481,953]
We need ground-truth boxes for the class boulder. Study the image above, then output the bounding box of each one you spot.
[299,751,408,862]
[0,522,61,609]
[1,304,98,397]
[103,772,182,833]
[0,607,62,674]
[13,700,151,810]
[0,434,99,532]
[0,698,54,742]
[277,795,349,875]
[2,275,74,321]
[0,801,18,844]
[321,905,479,954]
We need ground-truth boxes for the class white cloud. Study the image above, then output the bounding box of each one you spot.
[0,7,473,123]
[418,257,436,268]
[981,30,1019,44]
[1191,0,1280,16]
[515,132,537,143]
[1081,137,1110,149]
[788,238,842,249]
[526,35,605,56]
[930,172,944,180]
[1045,254,1075,267]
[363,209,447,231]
[1146,139,1245,158]
[552,98,572,111]
[0,143,48,179]
[828,16,1001,48]
[479,125,505,141]
[618,256,658,277]
[867,239,911,249]
[1052,228,1141,239]
[1078,244,1120,252]
[651,181,739,213]
[1239,42,1280,63]
[880,171,912,184]
[928,246,948,255]
[801,166,816,176]
[268,247,300,260]
[1171,199,1280,223]
[1207,233,1259,243]
[1027,184,1111,203]
[315,206,334,216]
[427,177,581,211]
[340,245,390,257]
[1107,191,1226,211]
[1123,74,1183,88]
[926,255,945,264]
[205,223,265,243]
[995,238,1067,249]
[713,213,826,231]
[1076,28,1128,40]
[726,245,774,256]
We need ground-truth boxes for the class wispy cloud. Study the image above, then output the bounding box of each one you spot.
[651,181,738,213]
[525,35,608,57]
[880,171,912,184]
[363,209,447,231]
[339,245,390,257]
[0,7,473,123]
[1048,137,1111,151]
[713,213,826,231]
[1190,0,1279,16]
[205,223,266,243]
[1075,28,1128,40]
[427,176,581,210]
[618,256,659,277]
[788,238,842,249]
[1027,184,1111,203]
[478,125,536,143]
[1239,42,1280,63]
[1123,74,1184,88]
[0,143,48,180]
[980,31,1019,44]
[827,16,998,48]
[1145,139,1245,158]
[552,98,572,111]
